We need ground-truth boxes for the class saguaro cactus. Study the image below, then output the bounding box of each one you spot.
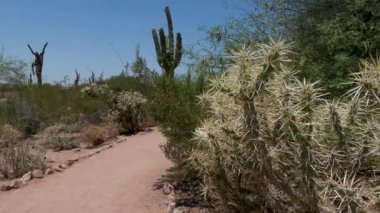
[152,6,182,79]
[74,69,80,86]
[28,42,48,86]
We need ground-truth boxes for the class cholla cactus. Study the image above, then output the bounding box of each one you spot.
[190,39,380,212]
[80,83,112,99]
[108,91,147,134]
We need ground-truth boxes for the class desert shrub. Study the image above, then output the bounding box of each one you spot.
[106,75,143,93]
[45,135,79,151]
[0,142,46,178]
[190,40,380,212]
[0,85,109,130]
[0,124,23,148]
[43,124,80,151]
[151,74,206,181]
[81,124,107,147]
[43,123,76,135]
[23,120,40,135]
[101,122,120,139]
[108,91,147,134]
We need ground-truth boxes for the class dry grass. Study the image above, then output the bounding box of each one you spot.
[81,122,119,148]
[81,124,107,147]
[0,142,46,179]
[0,124,23,148]
[101,122,120,140]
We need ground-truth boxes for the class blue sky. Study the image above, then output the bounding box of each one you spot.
[0,0,245,83]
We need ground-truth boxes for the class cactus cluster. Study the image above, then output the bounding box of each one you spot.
[152,6,182,79]
[190,40,380,212]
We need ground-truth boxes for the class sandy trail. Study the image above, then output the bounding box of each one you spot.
[0,129,172,213]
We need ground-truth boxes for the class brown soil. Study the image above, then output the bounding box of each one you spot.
[0,129,172,213]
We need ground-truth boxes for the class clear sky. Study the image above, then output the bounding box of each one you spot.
[0,0,244,83]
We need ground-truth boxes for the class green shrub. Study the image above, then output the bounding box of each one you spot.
[151,75,206,181]
[108,91,147,134]
[190,40,380,212]
[0,142,46,179]
[0,85,109,130]
[23,120,40,135]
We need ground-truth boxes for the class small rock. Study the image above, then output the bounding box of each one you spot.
[1,184,12,191]
[173,207,189,213]
[10,180,25,189]
[95,150,101,154]
[108,144,113,148]
[20,171,32,182]
[47,159,55,163]
[58,164,67,170]
[163,182,174,195]
[73,148,81,152]
[53,166,64,172]
[45,168,54,175]
[31,169,44,178]
[67,159,77,166]
[167,201,176,213]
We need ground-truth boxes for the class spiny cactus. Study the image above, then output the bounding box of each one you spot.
[190,40,380,212]
[152,6,182,79]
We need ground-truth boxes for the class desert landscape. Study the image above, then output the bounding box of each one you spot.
[1,0,380,212]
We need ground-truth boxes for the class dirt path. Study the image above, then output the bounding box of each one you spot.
[0,129,172,213]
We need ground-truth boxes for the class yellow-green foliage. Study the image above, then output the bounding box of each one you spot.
[191,40,380,212]
[0,124,23,148]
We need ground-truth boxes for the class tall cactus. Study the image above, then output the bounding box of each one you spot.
[152,6,182,79]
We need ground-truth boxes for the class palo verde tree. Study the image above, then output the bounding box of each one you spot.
[152,6,183,79]
[0,54,28,86]
[28,42,48,86]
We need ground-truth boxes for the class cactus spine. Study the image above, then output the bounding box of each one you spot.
[152,6,182,79]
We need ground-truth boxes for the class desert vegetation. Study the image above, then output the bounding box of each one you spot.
[0,1,379,212]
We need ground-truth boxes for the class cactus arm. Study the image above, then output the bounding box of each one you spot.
[165,6,174,61]
[28,44,35,55]
[174,33,183,68]
[152,29,163,67]
[41,42,48,55]
[158,28,169,70]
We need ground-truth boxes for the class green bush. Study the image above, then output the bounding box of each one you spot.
[0,85,109,131]
[190,40,380,212]
[151,74,206,180]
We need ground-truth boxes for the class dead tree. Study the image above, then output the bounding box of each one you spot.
[28,42,48,85]
[74,69,80,86]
